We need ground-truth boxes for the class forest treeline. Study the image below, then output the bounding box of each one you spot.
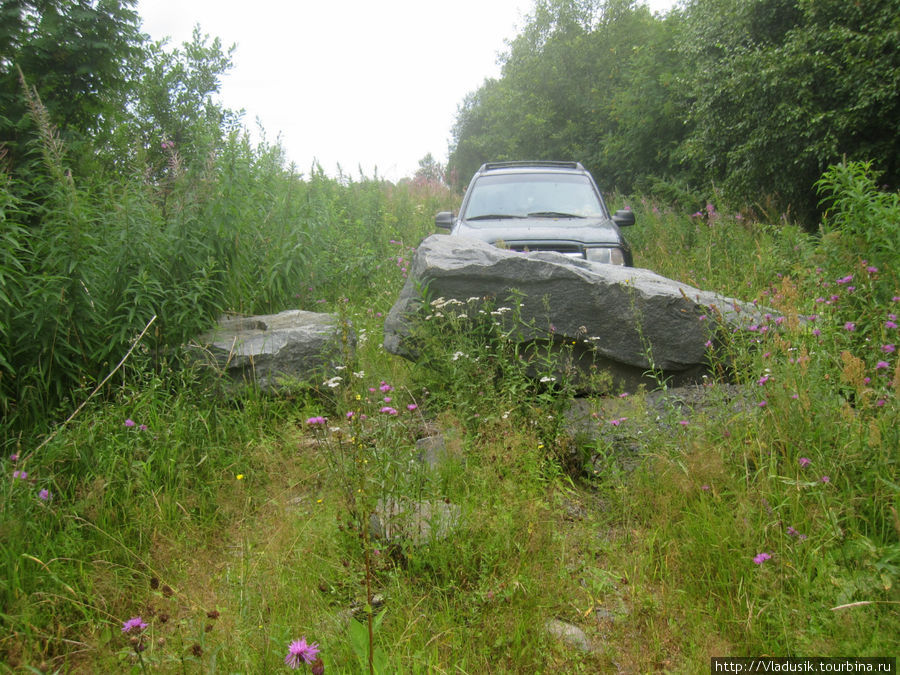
[448,0,900,224]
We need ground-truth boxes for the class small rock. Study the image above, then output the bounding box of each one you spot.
[545,618,593,653]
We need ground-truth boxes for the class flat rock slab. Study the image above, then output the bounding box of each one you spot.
[384,235,768,389]
[193,309,353,391]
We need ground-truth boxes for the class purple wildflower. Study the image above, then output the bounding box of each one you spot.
[407,403,418,411]
[122,616,148,633]
[285,638,320,669]
[379,406,398,415]
[844,322,856,332]
[9,453,18,461]
[876,361,890,370]
[886,321,898,330]
[798,457,811,467]
[124,419,135,427]
[306,416,326,426]
[883,344,896,353]
[821,475,830,483]
[753,552,772,565]
[39,489,50,501]
[12,470,27,480]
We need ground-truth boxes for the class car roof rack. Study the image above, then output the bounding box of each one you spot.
[480,160,583,171]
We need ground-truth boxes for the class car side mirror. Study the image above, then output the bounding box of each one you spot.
[435,211,454,229]
[612,209,635,227]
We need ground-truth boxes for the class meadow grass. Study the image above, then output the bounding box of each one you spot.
[1,161,898,672]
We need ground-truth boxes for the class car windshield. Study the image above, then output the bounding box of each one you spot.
[462,173,606,220]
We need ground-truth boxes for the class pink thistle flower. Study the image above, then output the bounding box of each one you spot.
[821,475,830,483]
[844,322,856,332]
[379,406,398,415]
[9,453,18,461]
[876,361,890,370]
[306,416,326,426]
[753,552,772,565]
[124,419,136,427]
[285,638,320,669]
[39,489,50,500]
[407,403,418,411]
[883,344,895,353]
[122,616,148,633]
[886,321,898,329]
[12,470,27,480]
[798,457,811,467]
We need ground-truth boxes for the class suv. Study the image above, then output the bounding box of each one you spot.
[435,161,634,265]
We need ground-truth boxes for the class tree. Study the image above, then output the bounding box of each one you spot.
[0,0,143,171]
[679,0,900,222]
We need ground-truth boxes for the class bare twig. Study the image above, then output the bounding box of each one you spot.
[830,600,900,611]
[26,315,157,460]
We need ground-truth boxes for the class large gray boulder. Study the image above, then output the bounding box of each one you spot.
[384,235,766,389]
[193,310,353,390]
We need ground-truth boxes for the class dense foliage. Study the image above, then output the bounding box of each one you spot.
[0,3,453,435]
[449,0,900,223]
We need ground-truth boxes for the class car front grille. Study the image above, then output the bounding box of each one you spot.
[507,243,583,256]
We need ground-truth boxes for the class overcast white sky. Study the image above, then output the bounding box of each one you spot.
[136,0,676,181]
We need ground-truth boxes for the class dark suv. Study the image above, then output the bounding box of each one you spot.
[435,161,634,265]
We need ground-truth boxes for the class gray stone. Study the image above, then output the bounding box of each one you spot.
[369,498,461,546]
[545,618,594,653]
[384,235,768,389]
[415,435,447,469]
[192,310,353,391]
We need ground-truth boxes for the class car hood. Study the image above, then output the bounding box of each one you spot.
[452,216,623,248]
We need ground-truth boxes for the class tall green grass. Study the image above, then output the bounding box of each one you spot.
[0,102,455,439]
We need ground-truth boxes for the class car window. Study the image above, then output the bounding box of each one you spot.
[463,174,606,219]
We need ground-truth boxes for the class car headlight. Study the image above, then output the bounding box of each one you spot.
[584,247,625,265]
